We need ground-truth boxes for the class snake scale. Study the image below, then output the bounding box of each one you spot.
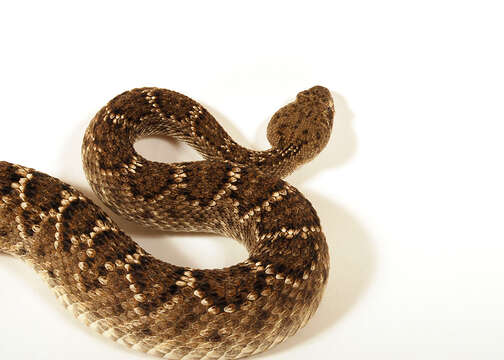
[0,86,334,359]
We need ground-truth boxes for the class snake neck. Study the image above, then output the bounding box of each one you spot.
[206,85,335,178]
[199,142,311,179]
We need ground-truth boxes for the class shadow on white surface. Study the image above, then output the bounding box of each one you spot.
[1,89,374,357]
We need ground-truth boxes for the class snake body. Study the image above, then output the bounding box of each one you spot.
[0,86,334,359]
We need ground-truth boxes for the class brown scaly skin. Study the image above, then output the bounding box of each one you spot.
[0,86,334,359]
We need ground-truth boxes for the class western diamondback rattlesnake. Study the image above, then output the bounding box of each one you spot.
[0,86,334,359]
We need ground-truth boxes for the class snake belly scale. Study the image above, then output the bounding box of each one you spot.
[0,86,334,359]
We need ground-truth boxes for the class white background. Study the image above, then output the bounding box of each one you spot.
[0,1,503,359]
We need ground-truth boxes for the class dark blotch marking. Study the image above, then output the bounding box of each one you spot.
[0,163,21,195]
[207,331,222,343]
[141,328,153,336]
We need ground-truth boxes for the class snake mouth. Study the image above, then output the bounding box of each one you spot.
[325,102,335,128]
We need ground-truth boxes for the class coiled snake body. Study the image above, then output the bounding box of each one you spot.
[0,86,334,359]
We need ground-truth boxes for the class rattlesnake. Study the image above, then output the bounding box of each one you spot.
[0,86,334,359]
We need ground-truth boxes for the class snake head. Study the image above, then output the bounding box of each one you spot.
[267,86,334,164]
